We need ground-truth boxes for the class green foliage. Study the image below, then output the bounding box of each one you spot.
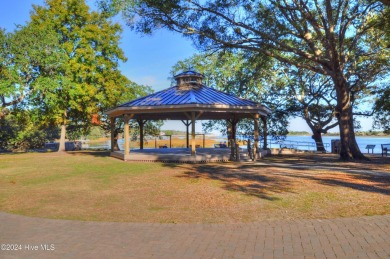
[0,117,17,150]
[370,5,390,47]
[0,24,64,115]
[87,126,106,140]
[162,130,186,135]
[110,0,389,75]
[374,86,390,133]
[99,81,155,136]
[171,51,289,138]
[288,131,311,136]
[0,110,59,151]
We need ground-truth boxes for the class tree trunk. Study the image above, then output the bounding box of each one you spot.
[58,124,66,152]
[303,112,326,153]
[312,130,326,152]
[232,120,237,144]
[113,130,120,151]
[261,116,268,149]
[334,77,366,160]
[226,120,232,147]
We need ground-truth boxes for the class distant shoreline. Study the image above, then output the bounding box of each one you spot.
[287,134,390,138]
[288,132,390,137]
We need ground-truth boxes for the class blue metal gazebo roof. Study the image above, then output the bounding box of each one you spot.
[118,85,259,107]
[106,70,271,119]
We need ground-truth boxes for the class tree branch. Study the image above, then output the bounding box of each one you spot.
[322,121,339,132]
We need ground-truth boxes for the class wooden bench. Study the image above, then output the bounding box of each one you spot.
[365,144,375,154]
[381,144,390,157]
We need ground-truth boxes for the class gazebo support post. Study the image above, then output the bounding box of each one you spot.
[227,118,238,159]
[124,114,133,156]
[227,120,232,147]
[181,120,192,148]
[261,116,268,149]
[191,112,196,156]
[110,117,116,152]
[137,119,146,150]
[254,114,259,159]
[187,120,190,149]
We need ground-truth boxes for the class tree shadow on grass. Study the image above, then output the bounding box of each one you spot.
[169,163,294,201]
[164,159,390,200]
[316,175,390,195]
[240,163,390,196]
[265,153,390,168]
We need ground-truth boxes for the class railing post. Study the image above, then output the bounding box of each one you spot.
[123,115,131,156]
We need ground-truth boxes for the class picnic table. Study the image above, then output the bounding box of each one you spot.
[381,144,390,157]
[366,145,375,154]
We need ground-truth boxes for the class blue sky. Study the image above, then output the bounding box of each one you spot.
[0,0,375,134]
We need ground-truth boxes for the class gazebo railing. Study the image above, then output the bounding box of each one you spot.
[268,139,330,152]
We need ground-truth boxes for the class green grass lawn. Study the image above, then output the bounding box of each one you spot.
[0,151,389,223]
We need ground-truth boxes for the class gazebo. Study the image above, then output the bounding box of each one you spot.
[105,70,271,162]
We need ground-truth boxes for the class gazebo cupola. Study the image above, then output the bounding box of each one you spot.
[174,70,204,89]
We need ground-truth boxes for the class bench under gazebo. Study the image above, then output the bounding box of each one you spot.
[105,70,271,162]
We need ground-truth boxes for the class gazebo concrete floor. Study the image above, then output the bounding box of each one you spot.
[111,148,270,162]
[111,148,234,162]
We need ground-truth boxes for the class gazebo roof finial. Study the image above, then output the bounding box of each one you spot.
[174,69,204,89]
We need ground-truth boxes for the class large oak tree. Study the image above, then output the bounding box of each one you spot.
[107,0,389,160]
[28,0,130,151]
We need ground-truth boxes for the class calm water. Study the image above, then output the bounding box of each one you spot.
[270,135,390,153]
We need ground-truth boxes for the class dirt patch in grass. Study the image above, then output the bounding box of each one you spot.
[0,151,389,223]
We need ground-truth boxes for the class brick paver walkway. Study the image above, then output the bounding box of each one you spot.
[0,212,389,258]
